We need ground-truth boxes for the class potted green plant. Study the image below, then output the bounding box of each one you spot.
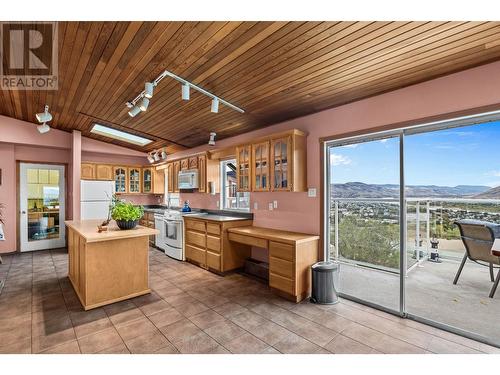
[111,201,144,230]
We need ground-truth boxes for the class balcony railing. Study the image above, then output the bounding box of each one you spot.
[329,197,500,274]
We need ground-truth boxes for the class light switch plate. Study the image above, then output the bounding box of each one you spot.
[273,200,278,209]
[254,202,258,210]
[216,201,220,208]
[268,203,273,211]
[308,188,317,197]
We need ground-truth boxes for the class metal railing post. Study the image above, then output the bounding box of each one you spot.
[335,201,339,259]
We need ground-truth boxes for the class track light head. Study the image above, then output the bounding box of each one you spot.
[210,98,219,113]
[128,105,141,117]
[160,150,167,160]
[182,83,190,101]
[37,123,50,134]
[138,97,150,112]
[144,82,154,99]
[147,154,155,163]
[153,152,160,162]
[208,132,216,146]
[35,105,52,123]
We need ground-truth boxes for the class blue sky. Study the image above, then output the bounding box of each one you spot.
[329,121,500,187]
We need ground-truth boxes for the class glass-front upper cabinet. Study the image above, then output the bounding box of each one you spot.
[252,141,270,191]
[128,168,141,193]
[271,136,292,191]
[142,167,152,193]
[114,167,127,193]
[236,145,251,192]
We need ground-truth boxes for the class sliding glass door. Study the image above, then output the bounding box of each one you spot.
[325,113,500,346]
[328,135,402,312]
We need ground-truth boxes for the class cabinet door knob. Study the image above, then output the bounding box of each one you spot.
[22,211,26,214]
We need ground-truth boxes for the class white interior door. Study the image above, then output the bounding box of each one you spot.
[20,163,66,252]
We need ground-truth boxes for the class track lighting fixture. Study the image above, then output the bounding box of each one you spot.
[37,123,50,134]
[36,105,52,123]
[211,98,219,113]
[144,82,154,99]
[208,132,216,146]
[128,105,141,117]
[125,70,244,119]
[181,83,190,101]
[138,97,150,112]
[147,147,168,164]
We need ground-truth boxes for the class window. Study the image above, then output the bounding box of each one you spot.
[221,159,250,211]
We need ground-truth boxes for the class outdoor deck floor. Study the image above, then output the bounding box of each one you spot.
[340,257,500,346]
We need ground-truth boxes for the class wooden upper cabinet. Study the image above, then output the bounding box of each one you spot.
[96,165,113,180]
[114,167,127,193]
[252,141,270,191]
[180,158,189,171]
[270,131,307,192]
[128,168,141,193]
[167,163,174,193]
[142,167,152,193]
[173,161,181,193]
[152,168,165,194]
[198,155,206,193]
[188,156,198,170]
[236,145,251,192]
[81,163,96,180]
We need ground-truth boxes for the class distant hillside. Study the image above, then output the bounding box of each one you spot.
[331,182,491,198]
[475,186,500,199]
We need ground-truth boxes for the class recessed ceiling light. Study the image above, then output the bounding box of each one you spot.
[91,124,152,146]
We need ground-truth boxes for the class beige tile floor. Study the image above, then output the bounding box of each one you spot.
[1,248,499,354]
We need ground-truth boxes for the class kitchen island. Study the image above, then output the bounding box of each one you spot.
[65,219,159,310]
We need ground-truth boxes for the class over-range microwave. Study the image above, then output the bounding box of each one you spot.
[178,169,199,189]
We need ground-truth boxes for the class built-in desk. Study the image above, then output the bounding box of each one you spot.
[227,226,319,302]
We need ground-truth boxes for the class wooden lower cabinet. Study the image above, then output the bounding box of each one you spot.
[184,217,253,272]
[139,211,156,246]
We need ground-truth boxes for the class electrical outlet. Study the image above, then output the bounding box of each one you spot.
[216,201,220,208]
[253,202,258,210]
[268,203,273,211]
[273,200,278,209]
[308,188,317,197]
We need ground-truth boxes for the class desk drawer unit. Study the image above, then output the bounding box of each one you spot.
[270,272,295,295]
[227,232,268,248]
[269,241,294,261]
[269,256,294,279]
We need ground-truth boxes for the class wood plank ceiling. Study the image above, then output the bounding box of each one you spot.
[1,21,500,153]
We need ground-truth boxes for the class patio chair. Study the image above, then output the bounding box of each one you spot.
[454,219,500,298]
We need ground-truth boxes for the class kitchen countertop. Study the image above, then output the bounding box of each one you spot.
[65,219,158,243]
[184,213,252,222]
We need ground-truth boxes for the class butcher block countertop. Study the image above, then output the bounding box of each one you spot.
[64,220,158,243]
[227,226,319,245]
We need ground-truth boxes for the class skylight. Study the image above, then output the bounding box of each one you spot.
[90,124,152,146]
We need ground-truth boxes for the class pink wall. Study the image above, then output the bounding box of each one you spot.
[72,131,82,221]
[179,60,500,237]
[0,116,150,253]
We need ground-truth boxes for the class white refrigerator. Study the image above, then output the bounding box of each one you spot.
[80,180,115,220]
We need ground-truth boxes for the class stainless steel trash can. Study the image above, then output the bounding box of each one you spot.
[310,261,339,304]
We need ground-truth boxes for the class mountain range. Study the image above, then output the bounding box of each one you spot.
[331,182,499,198]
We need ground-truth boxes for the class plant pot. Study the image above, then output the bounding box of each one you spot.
[115,219,139,230]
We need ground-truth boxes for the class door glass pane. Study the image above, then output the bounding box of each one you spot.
[27,168,60,242]
[329,136,401,311]
[405,121,500,345]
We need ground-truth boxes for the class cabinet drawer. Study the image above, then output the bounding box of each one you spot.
[206,235,221,253]
[269,241,295,261]
[185,219,206,232]
[206,251,221,271]
[228,232,268,248]
[269,256,294,279]
[206,223,221,235]
[185,230,206,248]
[185,244,205,265]
[269,272,295,295]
